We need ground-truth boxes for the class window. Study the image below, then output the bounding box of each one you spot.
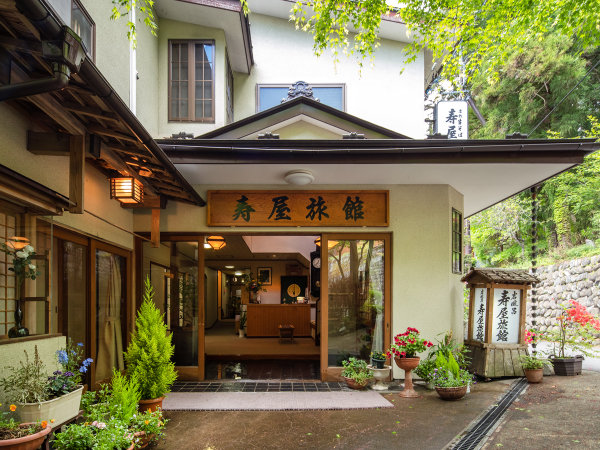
[452,209,463,274]
[257,84,345,112]
[169,40,215,122]
[71,0,95,60]
[0,208,17,336]
[226,53,234,124]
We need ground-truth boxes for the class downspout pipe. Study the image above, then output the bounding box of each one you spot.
[0,62,69,101]
[1,1,84,102]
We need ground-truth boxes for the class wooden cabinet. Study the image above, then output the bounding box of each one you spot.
[246,304,311,337]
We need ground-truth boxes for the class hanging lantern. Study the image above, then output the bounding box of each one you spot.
[110,177,143,204]
[206,235,226,250]
[7,236,30,251]
[314,237,338,249]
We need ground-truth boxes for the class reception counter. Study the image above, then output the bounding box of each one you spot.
[246,304,311,337]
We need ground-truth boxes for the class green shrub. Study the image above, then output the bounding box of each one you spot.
[0,347,48,403]
[125,277,177,400]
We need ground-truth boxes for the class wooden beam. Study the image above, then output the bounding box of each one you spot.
[27,130,70,155]
[62,101,120,123]
[120,195,167,209]
[69,135,85,213]
[11,65,86,135]
[151,209,160,248]
[87,124,139,144]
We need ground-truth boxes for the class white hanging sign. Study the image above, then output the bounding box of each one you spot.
[435,101,468,139]
[491,289,521,344]
[471,288,487,342]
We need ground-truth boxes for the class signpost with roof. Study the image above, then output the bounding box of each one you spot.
[462,268,539,378]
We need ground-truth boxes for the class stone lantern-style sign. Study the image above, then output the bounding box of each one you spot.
[462,268,539,378]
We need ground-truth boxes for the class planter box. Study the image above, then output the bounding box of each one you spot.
[17,385,83,428]
[551,356,583,376]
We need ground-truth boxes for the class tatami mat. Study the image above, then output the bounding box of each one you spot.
[162,391,393,411]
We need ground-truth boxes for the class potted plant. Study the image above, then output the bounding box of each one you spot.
[52,370,167,449]
[341,357,372,390]
[387,327,433,397]
[430,353,474,401]
[519,354,550,383]
[370,350,387,369]
[244,273,266,303]
[541,300,600,376]
[0,342,91,428]
[415,358,437,389]
[125,277,177,412]
[0,404,51,449]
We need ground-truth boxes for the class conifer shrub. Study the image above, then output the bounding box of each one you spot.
[125,277,177,400]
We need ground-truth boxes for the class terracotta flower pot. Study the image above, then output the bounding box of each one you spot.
[0,423,51,450]
[394,357,420,398]
[435,385,468,401]
[343,376,368,390]
[138,396,165,413]
[524,368,544,383]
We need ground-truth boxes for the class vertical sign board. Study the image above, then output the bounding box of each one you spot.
[471,287,487,342]
[435,101,468,139]
[491,288,521,344]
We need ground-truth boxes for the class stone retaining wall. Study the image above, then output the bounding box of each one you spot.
[527,255,600,332]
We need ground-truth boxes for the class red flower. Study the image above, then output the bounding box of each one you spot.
[400,351,406,357]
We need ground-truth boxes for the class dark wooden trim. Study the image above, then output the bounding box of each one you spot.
[27,131,70,155]
[69,135,85,214]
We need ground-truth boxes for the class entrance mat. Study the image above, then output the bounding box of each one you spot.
[172,381,346,392]
[162,391,394,411]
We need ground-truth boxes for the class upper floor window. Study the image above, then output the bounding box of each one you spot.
[47,0,95,60]
[71,0,94,59]
[257,83,345,112]
[169,40,215,123]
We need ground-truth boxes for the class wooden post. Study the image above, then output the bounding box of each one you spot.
[69,135,85,214]
[151,209,160,248]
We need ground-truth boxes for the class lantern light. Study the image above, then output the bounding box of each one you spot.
[314,237,338,249]
[206,235,226,250]
[110,177,143,204]
[7,236,30,251]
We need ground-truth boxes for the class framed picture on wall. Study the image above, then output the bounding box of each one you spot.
[257,267,272,285]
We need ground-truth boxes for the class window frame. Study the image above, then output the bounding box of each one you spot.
[71,0,96,62]
[255,83,347,113]
[225,51,234,124]
[168,39,216,123]
[452,208,463,274]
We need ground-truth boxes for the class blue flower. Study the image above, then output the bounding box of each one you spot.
[83,358,93,367]
[56,350,69,365]
[79,366,87,373]
[77,342,84,347]
[53,370,62,376]
[64,371,74,377]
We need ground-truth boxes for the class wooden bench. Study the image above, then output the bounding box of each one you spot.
[278,324,295,343]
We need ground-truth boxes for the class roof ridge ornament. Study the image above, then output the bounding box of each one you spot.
[282,81,320,103]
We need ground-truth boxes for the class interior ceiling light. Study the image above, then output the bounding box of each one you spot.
[225,265,234,269]
[315,237,338,249]
[207,235,226,250]
[284,169,314,185]
[234,271,243,276]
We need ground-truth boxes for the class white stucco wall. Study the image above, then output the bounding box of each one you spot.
[0,103,135,250]
[235,13,425,138]
[134,184,464,377]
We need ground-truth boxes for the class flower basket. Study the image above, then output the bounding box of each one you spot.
[138,396,165,413]
[0,423,51,450]
[371,357,386,369]
[435,385,468,401]
[394,357,420,372]
[550,355,583,376]
[343,377,368,390]
[16,385,83,429]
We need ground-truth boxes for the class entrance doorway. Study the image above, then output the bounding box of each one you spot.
[204,235,320,381]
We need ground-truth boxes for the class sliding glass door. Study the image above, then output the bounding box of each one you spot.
[320,234,391,380]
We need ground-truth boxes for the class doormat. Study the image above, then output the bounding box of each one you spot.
[162,391,393,411]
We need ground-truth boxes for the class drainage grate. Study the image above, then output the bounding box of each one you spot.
[451,378,528,450]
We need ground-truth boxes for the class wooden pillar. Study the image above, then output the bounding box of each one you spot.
[69,135,85,213]
[151,209,160,248]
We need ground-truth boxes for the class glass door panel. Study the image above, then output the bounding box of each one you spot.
[63,241,87,345]
[324,236,389,376]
